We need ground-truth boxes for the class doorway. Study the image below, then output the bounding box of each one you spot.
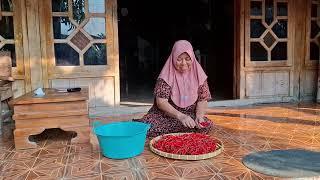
[118,0,235,104]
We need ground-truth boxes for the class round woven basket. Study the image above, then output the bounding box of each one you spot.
[149,133,224,161]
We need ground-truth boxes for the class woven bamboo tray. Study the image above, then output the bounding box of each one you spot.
[149,133,224,161]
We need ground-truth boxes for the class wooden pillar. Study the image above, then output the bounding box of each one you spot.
[239,0,245,99]
[111,0,120,105]
[292,0,307,101]
[25,0,43,90]
[318,36,320,102]
[317,35,320,103]
[317,61,320,102]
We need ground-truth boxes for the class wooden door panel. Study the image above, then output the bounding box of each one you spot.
[304,70,317,95]
[243,0,293,99]
[261,72,275,96]
[245,72,261,97]
[0,0,30,97]
[302,0,319,100]
[245,70,290,98]
[49,77,115,107]
[40,0,119,107]
[275,71,290,96]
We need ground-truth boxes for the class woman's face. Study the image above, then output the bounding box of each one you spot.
[175,52,192,73]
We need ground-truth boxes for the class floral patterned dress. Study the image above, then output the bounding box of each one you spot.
[134,78,213,137]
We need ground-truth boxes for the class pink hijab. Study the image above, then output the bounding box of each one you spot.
[158,40,208,108]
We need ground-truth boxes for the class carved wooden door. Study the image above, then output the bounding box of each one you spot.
[40,0,119,107]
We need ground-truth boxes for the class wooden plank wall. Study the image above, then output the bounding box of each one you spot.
[10,0,28,98]
[240,0,318,101]
[300,0,319,101]
[49,77,115,108]
[12,0,42,98]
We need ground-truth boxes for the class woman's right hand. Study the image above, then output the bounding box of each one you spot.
[178,114,196,128]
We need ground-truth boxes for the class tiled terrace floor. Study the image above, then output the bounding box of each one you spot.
[0,103,319,180]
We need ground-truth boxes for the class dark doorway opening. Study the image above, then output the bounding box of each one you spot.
[118,0,235,105]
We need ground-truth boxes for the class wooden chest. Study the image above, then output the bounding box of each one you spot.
[12,88,90,149]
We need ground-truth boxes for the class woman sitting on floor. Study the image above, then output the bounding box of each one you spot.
[134,40,213,137]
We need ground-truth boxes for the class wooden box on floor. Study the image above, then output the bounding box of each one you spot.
[0,52,14,134]
[12,89,90,149]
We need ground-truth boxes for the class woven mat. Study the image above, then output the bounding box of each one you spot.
[242,149,320,178]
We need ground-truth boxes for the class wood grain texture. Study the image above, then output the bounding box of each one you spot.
[26,0,43,90]
[14,100,87,112]
[111,0,120,105]
[12,88,90,149]
[300,0,318,101]
[39,0,50,88]
[12,88,88,105]
[239,0,246,99]
[11,0,25,77]
[13,109,88,120]
[20,0,31,93]
[15,115,89,129]
[14,127,46,149]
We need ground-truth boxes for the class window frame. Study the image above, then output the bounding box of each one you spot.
[305,0,320,67]
[245,0,293,67]
[43,0,116,79]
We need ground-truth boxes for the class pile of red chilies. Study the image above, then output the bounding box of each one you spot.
[153,133,217,155]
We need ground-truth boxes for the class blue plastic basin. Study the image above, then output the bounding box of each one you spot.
[93,121,150,159]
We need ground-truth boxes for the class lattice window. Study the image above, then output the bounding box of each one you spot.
[0,0,15,67]
[309,0,320,61]
[249,0,288,62]
[52,0,107,66]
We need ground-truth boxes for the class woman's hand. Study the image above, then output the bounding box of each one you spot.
[178,114,196,128]
[195,116,205,128]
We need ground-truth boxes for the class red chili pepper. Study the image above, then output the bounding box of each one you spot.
[153,133,218,155]
[200,121,210,127]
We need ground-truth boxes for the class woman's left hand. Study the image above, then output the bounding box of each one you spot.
[195,116,205,128]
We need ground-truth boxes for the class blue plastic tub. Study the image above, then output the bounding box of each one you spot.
[93,121,150,159]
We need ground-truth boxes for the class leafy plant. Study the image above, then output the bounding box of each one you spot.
[72,0,85,24]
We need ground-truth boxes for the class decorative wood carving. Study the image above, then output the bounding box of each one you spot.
[70,31,90,50]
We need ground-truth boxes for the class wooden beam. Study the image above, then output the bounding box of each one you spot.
[19,0,31,92]
[111,0,120,105]
[25,0,43,90]
[39,0,50,88]
[292,0,307,100]
[239,0,246,98]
